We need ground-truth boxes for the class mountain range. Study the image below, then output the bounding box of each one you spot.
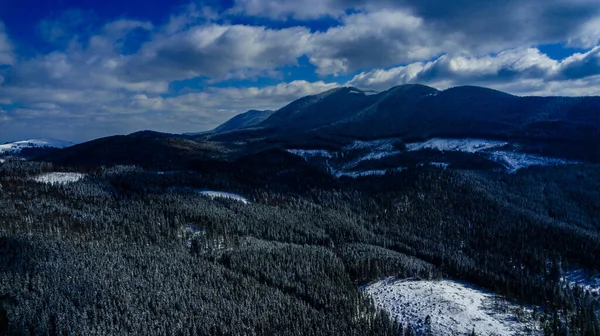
[26,84,600,170]
[205,84,600,161]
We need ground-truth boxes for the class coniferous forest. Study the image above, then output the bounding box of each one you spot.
[1,155,600,335]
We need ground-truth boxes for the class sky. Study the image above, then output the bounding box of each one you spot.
[0,0,600,142]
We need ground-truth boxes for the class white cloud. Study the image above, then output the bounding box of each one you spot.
[0,78,338,142]
[346,47,600,95]
[0,22,14,66]
[307,10,449,75]
[117,23,311,83]
[233,0,600,52]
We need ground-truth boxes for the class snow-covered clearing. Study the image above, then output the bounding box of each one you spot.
[33,173,86,185]
[336,168,405,178]
[488,151,576,173]
[286,149,333,159]
[198,191,249,204]
[363,278,540,336]
[563,269,600,294]
[406,138,508,153]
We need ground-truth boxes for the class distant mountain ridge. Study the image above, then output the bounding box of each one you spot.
[39,84,600,169]
[207,84,600,162]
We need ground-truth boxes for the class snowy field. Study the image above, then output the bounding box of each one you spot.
[198,191,249,204]
[487,151,576,173]
[363,278,540,336]
[33,173,86,185]
[0,138,74,154]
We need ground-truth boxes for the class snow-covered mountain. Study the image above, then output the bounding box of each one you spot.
[0,138,75,154]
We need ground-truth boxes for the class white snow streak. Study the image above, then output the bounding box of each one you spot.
[33,173,85,185]
[198,191,249,204]
[406,138,508,153]
[286,149,333,159]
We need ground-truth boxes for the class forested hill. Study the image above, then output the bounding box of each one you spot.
[1,158,600,334]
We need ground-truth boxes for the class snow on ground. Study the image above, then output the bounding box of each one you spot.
[0,138,74,154]
[286,149,333,160]
[287,137,578,177]
[429,162,450,169]
[406,138,508,153]
[339,139,403,169]
[198,191,249,204]
[488,151,576,173]
[363,278,540,336]
[344,139,398,152]
[563,269,600,294]
[336,168,405,178]
[33,173,86,185]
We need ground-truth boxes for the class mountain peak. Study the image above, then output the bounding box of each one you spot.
[213,109,275,133]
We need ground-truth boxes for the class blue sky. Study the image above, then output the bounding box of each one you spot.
[0,0,600,142]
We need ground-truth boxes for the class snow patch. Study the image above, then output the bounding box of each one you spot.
[287,137,578,176]
[407,138,508,153]
[286,149,333,160]
[198,191,249,204]
[562,269,600,294]
[363,278,540,336]
[336,168,405,178]
[488,151,575,173]
[33,173,85,185]
[340,139,402,169]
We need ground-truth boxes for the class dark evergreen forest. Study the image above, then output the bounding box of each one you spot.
[1,156,599,335]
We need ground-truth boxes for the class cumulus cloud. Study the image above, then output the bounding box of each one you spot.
[118,24,311,83]
[234,0,600,53]
[307,10,447,75]
[2,1,600,142]
[0,22,14,66]
[346,47,600,95]
[0,67,338,141]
